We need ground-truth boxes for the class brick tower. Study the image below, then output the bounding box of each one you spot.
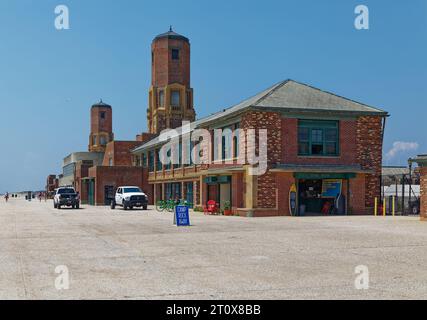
[89,100,114,152]
[147,27,196,134]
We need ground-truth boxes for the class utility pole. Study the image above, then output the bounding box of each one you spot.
[408,161,412,215]
[401,174,405,215]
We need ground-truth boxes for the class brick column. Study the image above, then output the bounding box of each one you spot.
[231,172,244,210]
[194,180,200,206]
[356,116,384,213]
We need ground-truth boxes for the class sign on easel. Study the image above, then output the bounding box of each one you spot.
[174,205,190,227]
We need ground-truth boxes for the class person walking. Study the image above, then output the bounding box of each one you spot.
[4,192,9,203]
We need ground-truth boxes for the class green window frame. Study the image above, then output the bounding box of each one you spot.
[148,151,155,172]
[156,149,162,172]
[298,120,339,156]
[142,153,147,168]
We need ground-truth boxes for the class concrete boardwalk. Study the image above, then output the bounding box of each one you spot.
[0,198,426,300]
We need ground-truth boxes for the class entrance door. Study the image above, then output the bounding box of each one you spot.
[298,179,325,215]
[88,180,95,206]
[104,185,115,205]
[207,184,219,203]
[219,183,231,209]
[298,179,343,215]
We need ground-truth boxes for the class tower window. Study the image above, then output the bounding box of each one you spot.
[100,112,106,120]
[171,90,180,106]
[159,90,165,107]
[100,136,107,146]
[171,49,179,60]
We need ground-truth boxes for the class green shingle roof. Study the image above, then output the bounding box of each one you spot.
[132,79,388,153]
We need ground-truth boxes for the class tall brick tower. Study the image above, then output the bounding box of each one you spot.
[89,100,114,152]
[147,27,196,134]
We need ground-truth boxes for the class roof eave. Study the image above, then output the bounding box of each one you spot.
[252,106,389,117]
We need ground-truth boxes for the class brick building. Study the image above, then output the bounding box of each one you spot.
[410,155,427,221]
[133,79,388,217]
[83,140,148,205]
[45,174,59,197]
[51,28,389,216]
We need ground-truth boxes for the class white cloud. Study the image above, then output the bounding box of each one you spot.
[385,141,419,160]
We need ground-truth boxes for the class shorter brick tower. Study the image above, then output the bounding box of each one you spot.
[89,100,114,152]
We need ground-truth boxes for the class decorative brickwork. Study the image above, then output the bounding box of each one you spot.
[240,111,282,209]
[257,172,277,208]
[356,116,384,209]
[240,111,282,164]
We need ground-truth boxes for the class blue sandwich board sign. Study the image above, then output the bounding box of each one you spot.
[174,205,190,227]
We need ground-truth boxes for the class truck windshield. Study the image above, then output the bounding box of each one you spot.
[124,187,142,193]
[58,188,75,194]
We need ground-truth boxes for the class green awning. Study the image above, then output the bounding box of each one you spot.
[294,173,356,180]
[204,176,232,184]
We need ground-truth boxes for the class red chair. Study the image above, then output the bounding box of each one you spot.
[203,200,220,215]
[321,201,332,215]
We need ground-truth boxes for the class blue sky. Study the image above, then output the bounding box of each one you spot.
[0,0,426,192]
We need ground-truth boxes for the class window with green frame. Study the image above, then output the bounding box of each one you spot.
[142,152,147,168]
[148,151,155,172]
[156,149,162,171]
[298,120,339,156]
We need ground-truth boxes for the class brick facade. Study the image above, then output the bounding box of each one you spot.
[356,116,384,209]
[282,118,358,165]
[240,111,282,209]
[234,111,384,216]
[102,141,141,167]
[88,166,146,206]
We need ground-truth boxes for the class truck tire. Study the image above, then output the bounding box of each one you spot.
[76,203,80,209]
[143,205,148,210]
[57,204,61,210]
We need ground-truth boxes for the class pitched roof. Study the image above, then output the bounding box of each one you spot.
[256,80,387,114]
[132,79,388,153]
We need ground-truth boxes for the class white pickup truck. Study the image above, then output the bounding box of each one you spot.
[110,186,148,211]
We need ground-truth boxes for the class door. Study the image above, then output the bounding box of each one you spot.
[104,185,115,205]
[88,180,95,206]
